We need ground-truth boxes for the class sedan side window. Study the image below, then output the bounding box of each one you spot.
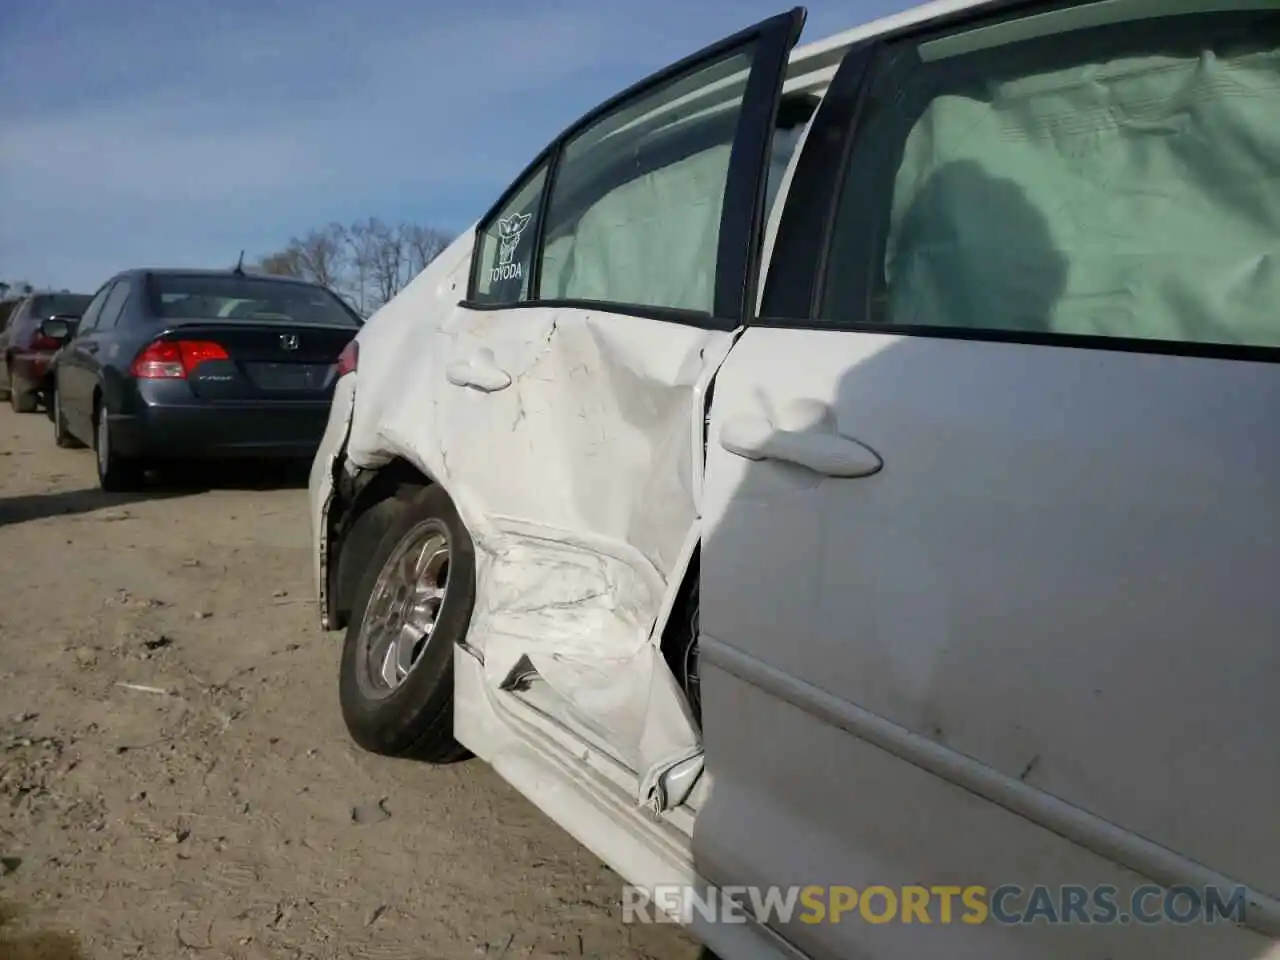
[470,164,549,307]
[538,48,756,315]
[77,284,113,334]
[818,2,1280,351]
[97,281,132,330]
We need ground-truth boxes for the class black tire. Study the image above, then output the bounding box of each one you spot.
[52,387,84,448]
[338,483,475,763]
[93,401,144,492]
[9,372,37,413]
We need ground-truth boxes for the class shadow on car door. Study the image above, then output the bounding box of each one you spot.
[697,4,1280,958]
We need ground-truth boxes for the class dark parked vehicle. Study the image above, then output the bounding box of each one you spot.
[0,296,22,333]
[41,268,362,491]
[1,292,93,411]
[0,295,22,395]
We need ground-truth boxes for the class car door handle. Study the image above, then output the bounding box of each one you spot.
[445,349,511,392]
[79,342,98,354]
[720,413,883,478]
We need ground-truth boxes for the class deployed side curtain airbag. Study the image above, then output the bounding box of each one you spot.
[542,144,732,313]
[886,47,1280,347]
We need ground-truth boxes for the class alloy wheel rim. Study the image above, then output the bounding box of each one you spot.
[359,520,452,693]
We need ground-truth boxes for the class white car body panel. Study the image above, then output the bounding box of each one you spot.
[307,0,1280,957]
[430,298,734,793]
[698,327,1280,958]
[314,234,736,797]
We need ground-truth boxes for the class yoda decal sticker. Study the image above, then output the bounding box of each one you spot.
[491,212,532,284]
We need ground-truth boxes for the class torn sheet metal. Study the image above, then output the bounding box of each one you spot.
[310,372,357,630]
[338,231,731,801]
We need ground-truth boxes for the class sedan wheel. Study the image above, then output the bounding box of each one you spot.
[8,370,37,413]
[53,388,83,449]
[338,483,475,762]
[363,521,451,693]
[93,404,143,492]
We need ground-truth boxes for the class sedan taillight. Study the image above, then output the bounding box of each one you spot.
[131,339,229,379]
[336,340,358,377]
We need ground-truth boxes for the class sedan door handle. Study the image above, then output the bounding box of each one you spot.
[720,413,882,478]
[79,342,98,354]
[446,349,511,392]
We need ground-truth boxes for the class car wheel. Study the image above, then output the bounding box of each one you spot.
[53,388,84,449]
[338,483,475,762]
[0,364,10,402]
[9,372,37,413]
[94,402,143,492]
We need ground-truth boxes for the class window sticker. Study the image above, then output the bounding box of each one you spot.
[492,212,532,285]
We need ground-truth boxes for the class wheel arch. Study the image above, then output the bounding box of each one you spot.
[329,456,438,632]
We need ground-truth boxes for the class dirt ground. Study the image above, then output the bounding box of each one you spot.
[0,406,697,960]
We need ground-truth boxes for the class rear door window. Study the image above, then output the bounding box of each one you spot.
[467,8,807,327]
[76,284,113,334]
[96,282,132,331]
[537,48,757,314]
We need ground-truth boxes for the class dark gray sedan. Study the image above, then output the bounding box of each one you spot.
[43,268,361,491]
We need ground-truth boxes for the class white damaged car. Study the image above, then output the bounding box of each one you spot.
[309,2,1280,958]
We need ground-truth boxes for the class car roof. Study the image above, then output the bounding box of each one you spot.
[785,0,1009,95]
[795,0,1002,57]
[124,267,327,288]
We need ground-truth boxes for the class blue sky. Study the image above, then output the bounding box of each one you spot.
[0,0,906,292]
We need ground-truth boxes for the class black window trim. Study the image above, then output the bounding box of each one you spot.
[461,6,807,334]
[757,0,1280,365]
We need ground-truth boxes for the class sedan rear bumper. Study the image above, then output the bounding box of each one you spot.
[111,399,333,460]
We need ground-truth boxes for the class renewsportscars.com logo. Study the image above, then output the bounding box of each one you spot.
[621,883,1251,927]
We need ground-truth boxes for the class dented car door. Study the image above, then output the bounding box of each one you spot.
[432,9,807,793]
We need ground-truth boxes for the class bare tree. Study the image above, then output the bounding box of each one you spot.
[294,224,346,290]
[256,218,453,317]
[404,224,451,277]
[258,249,303,277]
[368,220,406,306]
[341,219,383,316]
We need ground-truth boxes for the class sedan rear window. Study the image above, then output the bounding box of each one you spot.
[31,293,92,318]
[149,275,360,328]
